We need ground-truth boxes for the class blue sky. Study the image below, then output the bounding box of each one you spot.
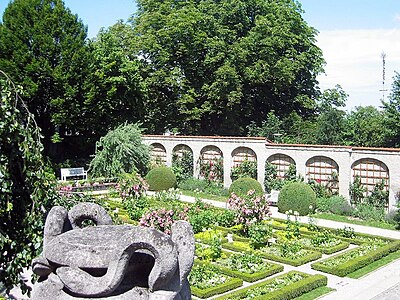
[1,0,399,109]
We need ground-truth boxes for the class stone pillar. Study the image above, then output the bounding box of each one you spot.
[223,152,232,189]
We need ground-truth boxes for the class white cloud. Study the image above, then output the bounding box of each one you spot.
[315,29,400,110]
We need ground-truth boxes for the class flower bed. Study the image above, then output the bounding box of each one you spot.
[257,245,322,266]
[311,240,400,277]
[297,236,350,254]
[222,241,252,252]
[215,271,327,300]
[211,252,284,282]
[195,229,228,244]
[189,263,243,298]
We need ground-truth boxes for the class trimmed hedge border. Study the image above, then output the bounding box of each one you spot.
[222,241,252,252]
[257,248,322,267]
[212,260,284,282]
[215,271,327,300]
[191,260,243,298]
[191,276,243,299]
[311,240,400,277]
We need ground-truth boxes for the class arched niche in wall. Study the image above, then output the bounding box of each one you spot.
[231,147,257,180]
[172,144,194,178]
[266,153,296,179]
[306,156,339,193]
[150,143,167,166]
[351,158,389,194]
[199,145,224,182]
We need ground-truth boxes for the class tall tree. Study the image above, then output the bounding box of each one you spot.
[83,22,147,138]
[383,71,400,147]
[133,0,324,135]
[314,85,347,145]
[0,0,90,156]
[343,106,387,147]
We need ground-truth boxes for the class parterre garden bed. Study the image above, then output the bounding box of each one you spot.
[101,191,400,299]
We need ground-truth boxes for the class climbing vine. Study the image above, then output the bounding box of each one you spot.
[0,71,59,294]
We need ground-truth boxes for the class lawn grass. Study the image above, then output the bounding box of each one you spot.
[347,250,400,279]
[180,189,228,202]
[313,212,397,231]
[293,286,335,300]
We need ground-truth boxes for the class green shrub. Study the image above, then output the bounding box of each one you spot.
[229,177,263,197]
[278,182,316,216]
[231,159,257,181]
[145,167,177,191]
[89,122,150,177]
[316,195,353,215]
[178,177,229,197]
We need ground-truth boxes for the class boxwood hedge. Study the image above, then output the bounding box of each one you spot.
[215,271,327,300]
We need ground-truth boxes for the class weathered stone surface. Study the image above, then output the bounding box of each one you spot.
[32,202,194,300]
[68,202,113,228]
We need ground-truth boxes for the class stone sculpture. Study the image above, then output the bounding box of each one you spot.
[31,202,195,300]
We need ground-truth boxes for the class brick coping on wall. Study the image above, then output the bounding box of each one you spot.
[143,135,400,153]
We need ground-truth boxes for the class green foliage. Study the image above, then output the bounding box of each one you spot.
[178,177,229,197]
[349,175,366,205]
[366,180,389,208]
[278,182,316,216]
[264,163,299,193]
[311,241,400,277]
[172,150,193,183]
[229,177,263,197]
[247,111,283,140]
[117,171,148,199]
[335,226,356,239]
[134,0,324,135]
[145,166,177,191]
[123,196,150,221]
[343,106,387,147]
[84,21,147,137]
[316,195,352,215]
[189,209,215,234]
[89,122,150,177]
[315,85,347,145]
[231,159,257,181]
[382,72,400,147]
[248,223,273,249]
[353,204,386,222]
[216,271,327,300]
[198,157,224,183]
[0,71,60,293]
[189,263,243,299]
[213,256,283,282]
[0,0,90,155]
[264,162,283,193]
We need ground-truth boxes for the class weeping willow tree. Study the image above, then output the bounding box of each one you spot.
[89,122,151,178]
[0,71,59,294]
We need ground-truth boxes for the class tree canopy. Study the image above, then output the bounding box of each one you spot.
[0,0,90,156]
[133,0,325,135]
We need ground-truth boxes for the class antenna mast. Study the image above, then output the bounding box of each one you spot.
[380,51,388,101]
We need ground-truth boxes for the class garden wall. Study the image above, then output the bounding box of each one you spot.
[142,135,400,210]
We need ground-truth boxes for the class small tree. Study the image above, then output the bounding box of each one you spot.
[349,175,366,205]
[89,122,150,177]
